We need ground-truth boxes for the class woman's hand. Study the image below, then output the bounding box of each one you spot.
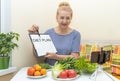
[45,52,79,60]
[28,24,39,34]
[45,52,57,59]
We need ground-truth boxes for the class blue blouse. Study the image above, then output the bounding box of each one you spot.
[44,28,81,65]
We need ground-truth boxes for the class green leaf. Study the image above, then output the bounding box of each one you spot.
[0,32,20,55]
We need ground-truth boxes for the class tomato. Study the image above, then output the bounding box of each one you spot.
[64,70,70,77]
[68,70,77,78]
[27,67,35,76]
[59,70,77,79]
[59,71,67,79]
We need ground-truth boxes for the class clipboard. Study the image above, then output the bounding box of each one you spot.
[29,33,57,57]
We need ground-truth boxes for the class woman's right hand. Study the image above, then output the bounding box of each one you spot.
[28,24,39,34]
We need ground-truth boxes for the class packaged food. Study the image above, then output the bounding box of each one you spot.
[111,64,120,75]
[112,54,120,75]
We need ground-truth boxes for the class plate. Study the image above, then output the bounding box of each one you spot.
[47,69,51,71]
[27,74,47,79]
[53,75,80,81]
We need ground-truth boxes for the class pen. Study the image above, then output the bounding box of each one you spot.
[37,29,40,37]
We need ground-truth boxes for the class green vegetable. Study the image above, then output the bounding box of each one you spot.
[52,57,81,77]
[58,57,76,69]
[74,56,98,73]
[74,56,85,70]
[52,62,65,78]
[83,63,97,73]
[39,63,52,69]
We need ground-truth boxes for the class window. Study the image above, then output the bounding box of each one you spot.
[0,0,11,66]
[0,0,16,76]
[0,0,11,33]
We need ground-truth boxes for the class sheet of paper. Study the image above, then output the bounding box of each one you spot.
[29,34,57,57]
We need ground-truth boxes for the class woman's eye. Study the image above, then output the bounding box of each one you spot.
[60,16,70,20]
[66,17,70,20]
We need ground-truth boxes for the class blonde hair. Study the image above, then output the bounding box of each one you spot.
[57,2,73,17]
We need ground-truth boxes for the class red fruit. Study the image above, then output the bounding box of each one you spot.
[68,70,77,78]
[64,70,70,77]
[27,67,35,76]
[59,71,67,79]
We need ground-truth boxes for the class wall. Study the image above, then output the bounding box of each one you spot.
[11,0,120,70]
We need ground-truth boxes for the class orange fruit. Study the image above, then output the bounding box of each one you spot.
[33,64,41,71]
[40,69,47,75]
[34,71,41,76]
[27,67,35,76]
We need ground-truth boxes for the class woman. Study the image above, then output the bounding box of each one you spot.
[28,2,81,65]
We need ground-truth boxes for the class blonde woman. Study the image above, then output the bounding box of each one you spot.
[28,2,81,65]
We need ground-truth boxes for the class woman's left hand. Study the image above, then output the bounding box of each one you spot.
[45,52,57,59]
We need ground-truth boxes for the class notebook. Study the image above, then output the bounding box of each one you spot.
[29,34,57,57]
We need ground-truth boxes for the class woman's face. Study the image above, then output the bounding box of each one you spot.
[56,10,72,29]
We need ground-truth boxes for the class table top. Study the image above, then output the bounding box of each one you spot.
[10,67,119,81]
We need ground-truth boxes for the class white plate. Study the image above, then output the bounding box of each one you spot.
[47,69,51,71]
[27,74,47,79]
[53,75,80,81]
